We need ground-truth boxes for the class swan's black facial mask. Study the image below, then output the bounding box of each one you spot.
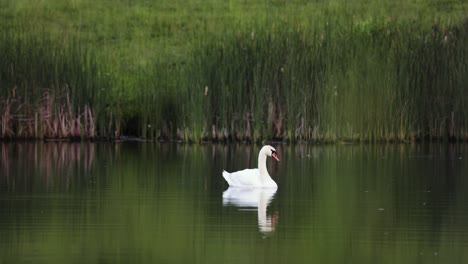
[271,149,280,161]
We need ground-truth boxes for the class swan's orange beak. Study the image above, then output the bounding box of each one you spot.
[272,152,280,161]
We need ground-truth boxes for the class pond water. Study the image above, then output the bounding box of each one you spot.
[1,142,468,263]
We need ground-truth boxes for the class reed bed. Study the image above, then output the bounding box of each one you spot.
[0,27,110,139]
[186,19,468,143]
[0,4,467,142]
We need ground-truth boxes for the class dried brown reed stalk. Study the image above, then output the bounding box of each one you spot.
[88,107,96,138]
[26,112,34,137]
[295,116,304,141]
[114,116,121,139]
[69,116,77,137]
[34,92,97,139]
[52,114,59,137]
[244,112,251,142]
[58,106,68,137]
[268,101,284,138]
[84,104,89,137]
[35,112,39,138]
[211,125,217,141]
[66,93,73,123]
[84,104,95,138]
[88,106,95,138]
[107,111,116,139]
[176,128,183,141]
[73,115,81,138]
[1,143,10,179]
[222,127,229,141]
[311,125,321,141]
[213,125,227,142]
[40,92,68,138]
[1,98,13,138]
[11,98,33,138]
[66,94,79,138]
[41,91,53,137]
[184,127,190,142]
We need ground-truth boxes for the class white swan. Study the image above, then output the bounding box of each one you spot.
[222,145,279,188]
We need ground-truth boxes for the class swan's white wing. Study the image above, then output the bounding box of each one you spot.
[223,168,261,187]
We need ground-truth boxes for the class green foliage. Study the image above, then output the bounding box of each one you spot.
[0,0,467,141]
[189,20,468,142]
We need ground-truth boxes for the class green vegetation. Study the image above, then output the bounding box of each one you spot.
[0,0,467,142]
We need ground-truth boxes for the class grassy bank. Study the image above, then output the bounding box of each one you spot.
[0,0,467,142]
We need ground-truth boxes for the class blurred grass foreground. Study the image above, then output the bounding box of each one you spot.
[0,0,467,143]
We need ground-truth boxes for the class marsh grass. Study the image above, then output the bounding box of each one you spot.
[0,27,109,139]
[1,1,467,142]
[188,19,468,143]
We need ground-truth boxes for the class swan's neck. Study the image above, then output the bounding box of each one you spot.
[258,152,269,178]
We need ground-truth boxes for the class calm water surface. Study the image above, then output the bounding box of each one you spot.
[1,143,468,263]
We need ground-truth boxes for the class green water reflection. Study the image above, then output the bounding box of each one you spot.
[1,143,468,263]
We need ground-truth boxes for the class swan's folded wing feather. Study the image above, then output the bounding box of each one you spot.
[227,168,261,187]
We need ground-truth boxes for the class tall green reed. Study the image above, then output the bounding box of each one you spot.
[186,18,468,143]
[0,25,111,139]
[1,16,467,142]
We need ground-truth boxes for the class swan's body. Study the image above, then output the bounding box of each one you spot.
[222,145,279,188]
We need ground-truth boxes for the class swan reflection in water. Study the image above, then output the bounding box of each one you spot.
[222,187,278,234]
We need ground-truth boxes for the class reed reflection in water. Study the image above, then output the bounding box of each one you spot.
[1,142,468,263]
[1,142,97,192]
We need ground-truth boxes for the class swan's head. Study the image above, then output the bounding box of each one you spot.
[261,145,280,161]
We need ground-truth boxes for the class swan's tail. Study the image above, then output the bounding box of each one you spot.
[222,170,232,186]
